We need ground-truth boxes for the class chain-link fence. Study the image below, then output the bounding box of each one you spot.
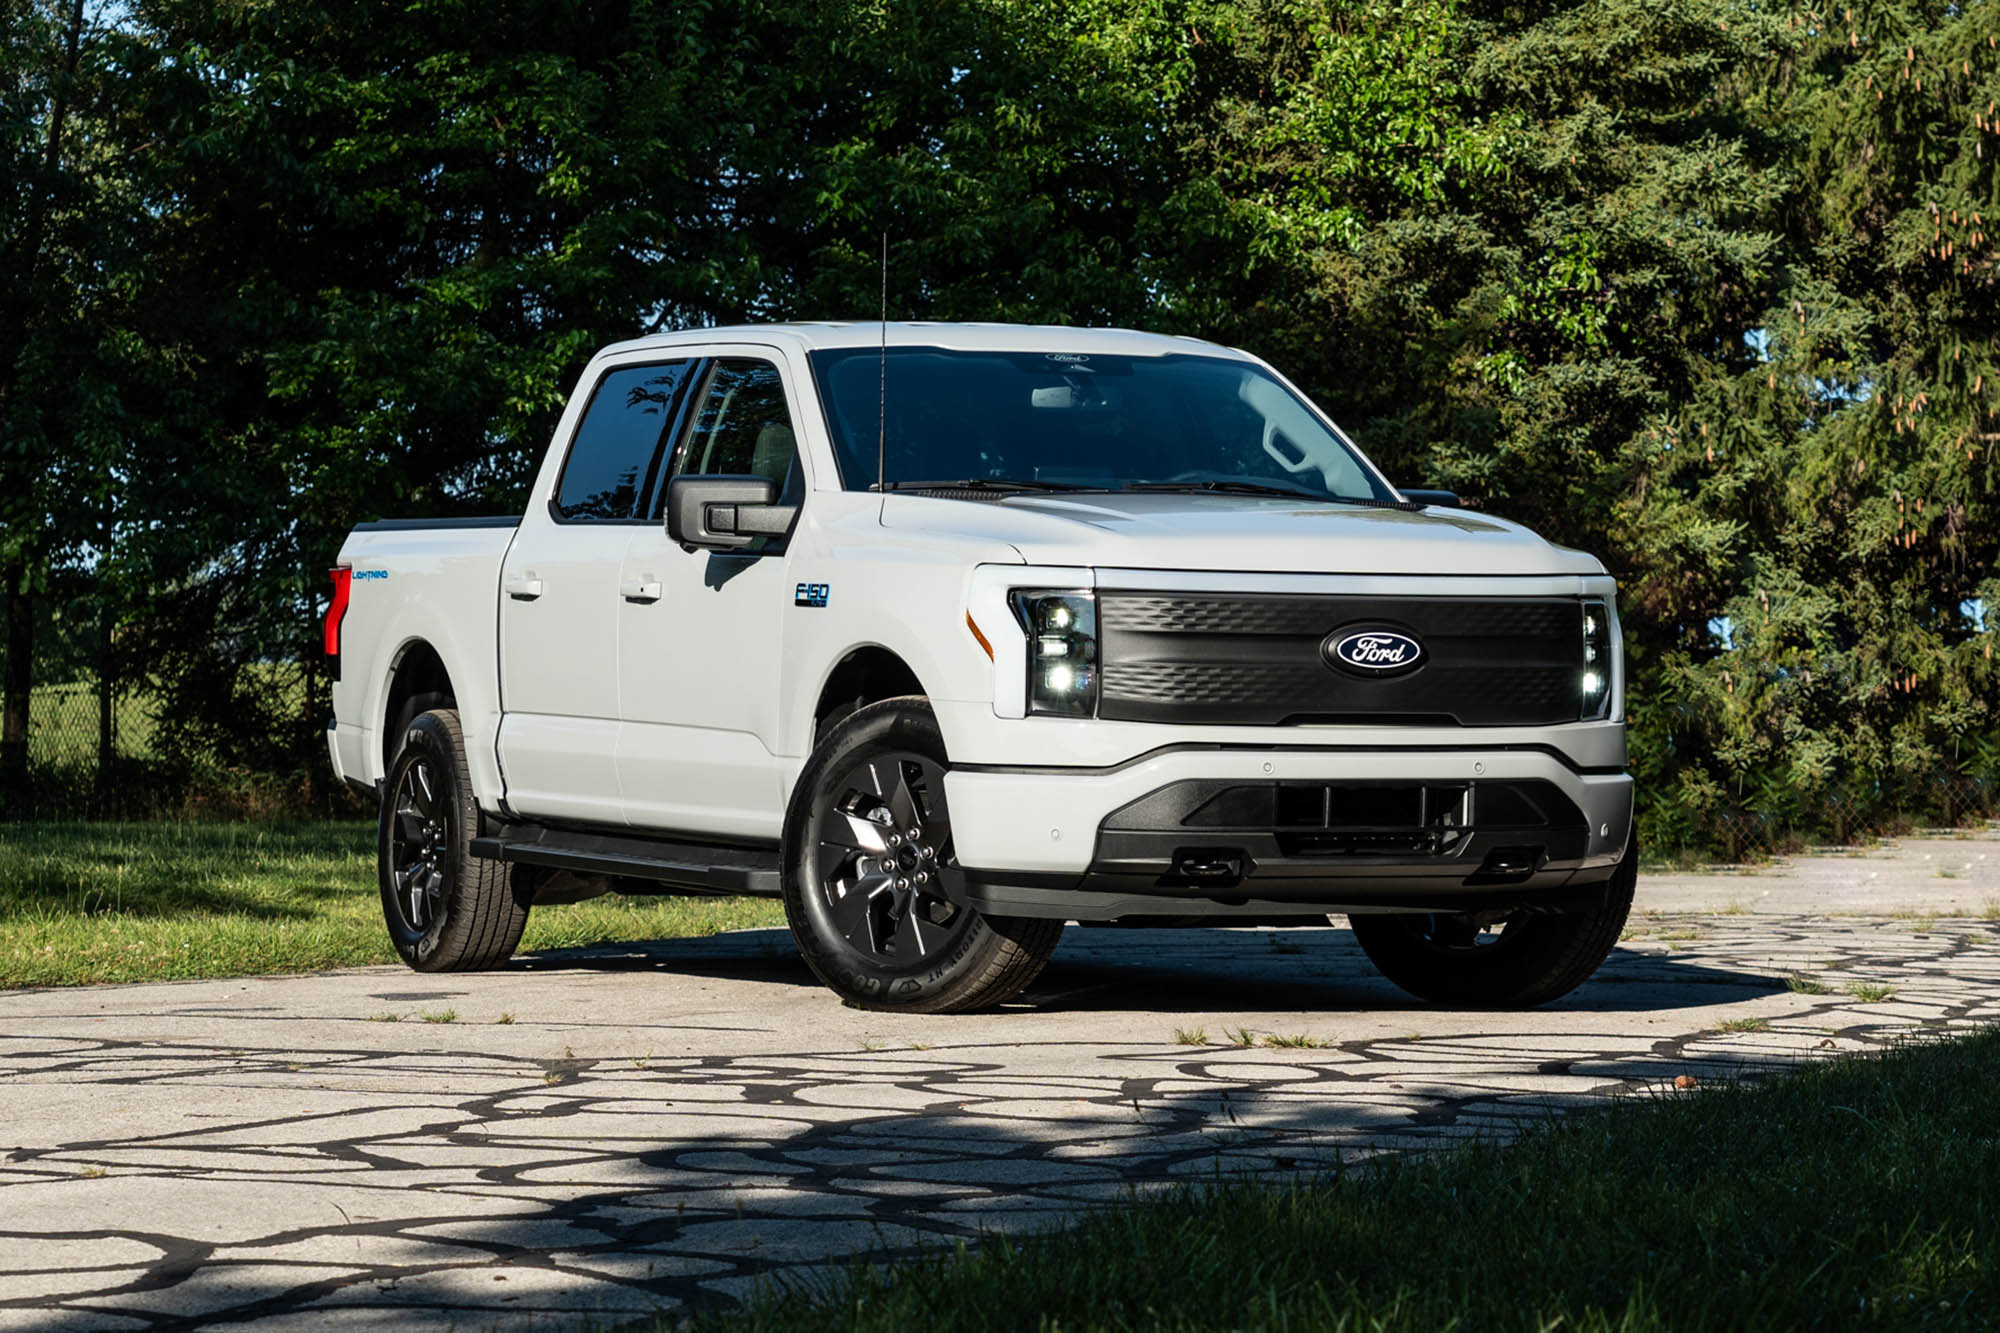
[0,575,345,820]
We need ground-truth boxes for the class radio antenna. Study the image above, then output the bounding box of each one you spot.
[876,231,888,496]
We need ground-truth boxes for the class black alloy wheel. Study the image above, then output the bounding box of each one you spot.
[813,750,970,964]
[385,752,452,937]
[376,708,528,971]
[782,697,1063,1012]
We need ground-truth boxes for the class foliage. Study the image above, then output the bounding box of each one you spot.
[0,0,1995,850]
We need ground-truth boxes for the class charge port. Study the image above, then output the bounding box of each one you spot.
[1165,847,1247,889]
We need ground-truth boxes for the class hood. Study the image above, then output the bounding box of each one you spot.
[879,491,1603,578]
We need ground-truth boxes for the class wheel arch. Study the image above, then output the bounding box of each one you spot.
[810,644,926,745]
[381,637,457,771]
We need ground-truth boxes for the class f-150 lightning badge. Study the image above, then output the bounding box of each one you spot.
[795,582,830,608]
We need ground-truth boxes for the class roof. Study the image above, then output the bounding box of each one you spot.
[595,321,1249,361]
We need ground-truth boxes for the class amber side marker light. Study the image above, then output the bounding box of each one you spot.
[966,611,994,660]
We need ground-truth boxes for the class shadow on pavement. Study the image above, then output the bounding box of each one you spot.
[0,995,1797,1331]
[10,914,1953,1330]
[511,924,1783,1015]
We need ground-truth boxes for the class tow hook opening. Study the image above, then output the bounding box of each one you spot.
[1470,844,1546,884]
[1164,846,1249,889]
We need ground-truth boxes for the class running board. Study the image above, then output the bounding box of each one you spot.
[469,825,782,896]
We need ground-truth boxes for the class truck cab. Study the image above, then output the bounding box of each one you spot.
[328,323,1634,1012]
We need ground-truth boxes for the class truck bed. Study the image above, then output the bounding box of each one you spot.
[327,516,523,799]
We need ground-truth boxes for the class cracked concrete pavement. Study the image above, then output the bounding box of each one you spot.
[3,828,1998,1329]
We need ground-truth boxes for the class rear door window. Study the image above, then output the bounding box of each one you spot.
[553,361,697,522]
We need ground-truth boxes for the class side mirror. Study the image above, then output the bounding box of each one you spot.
[667,475,798,552]
[1400,488,1460,509]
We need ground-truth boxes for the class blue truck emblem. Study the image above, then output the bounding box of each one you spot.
[795,583,830,608]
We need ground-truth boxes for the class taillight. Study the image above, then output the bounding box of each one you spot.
[325,567,352,680]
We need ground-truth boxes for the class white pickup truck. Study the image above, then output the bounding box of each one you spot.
[327,322,1633,1012]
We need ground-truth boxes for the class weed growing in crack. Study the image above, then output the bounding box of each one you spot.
[1718,1017,1769,1033]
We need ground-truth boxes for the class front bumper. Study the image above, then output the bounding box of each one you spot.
[943,745,1632,920]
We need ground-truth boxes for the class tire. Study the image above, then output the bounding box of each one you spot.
[378,708,529,971]
[781,696,1063,1013]
[1348,834,1638,1007]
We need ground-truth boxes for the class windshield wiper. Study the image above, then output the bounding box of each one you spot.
[873,477,1114,493]
[1124,479,1419,508]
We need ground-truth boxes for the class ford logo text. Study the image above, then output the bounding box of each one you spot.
[1325,627,1426,676]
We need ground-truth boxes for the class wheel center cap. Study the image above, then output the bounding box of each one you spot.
[896,844,924,872]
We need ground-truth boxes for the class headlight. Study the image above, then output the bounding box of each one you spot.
[1010,589,1098,716]
[1580,598,1613,720]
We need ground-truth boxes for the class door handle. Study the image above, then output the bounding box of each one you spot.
[505,572,544,601]
[620,578,663,604]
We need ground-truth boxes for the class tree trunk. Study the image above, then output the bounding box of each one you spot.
[2,562,30,789]
[96,592,113,783]
[0,0,84,802]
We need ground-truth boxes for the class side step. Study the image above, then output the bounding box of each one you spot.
[469,824,782,897]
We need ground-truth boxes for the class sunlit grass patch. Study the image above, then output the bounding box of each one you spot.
[0,821,784,988]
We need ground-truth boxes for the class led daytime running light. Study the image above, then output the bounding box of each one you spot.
[1011,589,1098,717]
[1580,598,1613,720]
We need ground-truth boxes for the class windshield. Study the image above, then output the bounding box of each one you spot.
[807,348,1395,502]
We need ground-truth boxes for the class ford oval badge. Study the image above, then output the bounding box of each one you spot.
[1325,626,1426,677]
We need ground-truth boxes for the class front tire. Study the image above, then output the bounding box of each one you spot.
[781,697,1063,1013]
[1348,834,1638,1007]
[378,708,529,971]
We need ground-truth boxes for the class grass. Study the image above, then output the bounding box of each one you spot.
[1173,1027,1209,1047]
[0,821,787,988]
[1848,981,1898,1003]
[1717,1016,1769,1033]
[1786,975,1830,995]
[687,1030,2000,1331]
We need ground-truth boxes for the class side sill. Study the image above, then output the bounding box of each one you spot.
[468,823,782,897]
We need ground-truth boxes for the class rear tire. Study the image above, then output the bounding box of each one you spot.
[378,708,529,971]
[1348,834,1637,1007]
[781,696,1063,1013]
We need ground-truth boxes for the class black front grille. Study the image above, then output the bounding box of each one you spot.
[1101,778,1587,863]
[1098,592,1582,726]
